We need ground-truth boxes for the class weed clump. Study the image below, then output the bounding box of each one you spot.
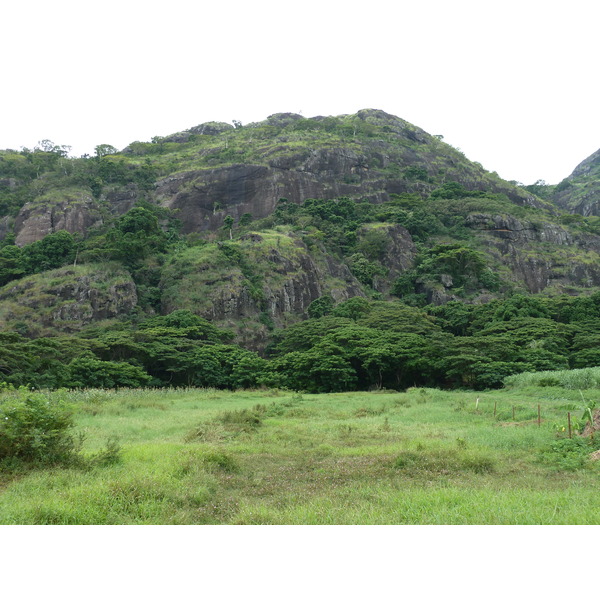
[391,448,495,475]
[218,406,266,431]
[186,405,267,443]
[354,405,386,418]
[201,450,239,473]
[393,397,411,408]
[184,422,227,443]
[539,437,600,471]
[88,437,122,467]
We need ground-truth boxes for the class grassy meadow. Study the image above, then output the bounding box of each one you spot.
[1,383,600,525]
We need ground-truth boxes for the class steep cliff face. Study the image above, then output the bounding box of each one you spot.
[13,192,104,246]
[159,230,368,327]
[364,223,417,294]
[155,165,322,233]
[553,148,600,216]
[155,159,390,234]
[466,213,600,293]
[153,110,543,233]
[0,264,137,335]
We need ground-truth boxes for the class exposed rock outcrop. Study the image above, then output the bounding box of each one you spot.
[188,122,234,136]
[0,265,137,335]
[466,213,600,293]
[13,193,103,246]
[0,216,12,240]
[155,154,387,234]
[553,148,600,216]
[466,214,573,245]
[377,224,417,273]
[159,231,367,326]
[103,184,139,216]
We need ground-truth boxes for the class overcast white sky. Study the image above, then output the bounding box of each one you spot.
[1,0,598,184]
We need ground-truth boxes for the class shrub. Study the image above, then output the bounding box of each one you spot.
[0,391,79,467]
[89,437,122,467]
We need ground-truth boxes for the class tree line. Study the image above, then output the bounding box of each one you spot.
[2,290,600,392]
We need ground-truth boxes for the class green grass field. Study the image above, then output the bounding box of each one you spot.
[1,385,599,524]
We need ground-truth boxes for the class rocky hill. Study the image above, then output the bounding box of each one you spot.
[1,109,599,346]
[552,147,600,216]
[1,109,547,244]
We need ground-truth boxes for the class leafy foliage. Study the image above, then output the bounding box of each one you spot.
[539,437,600,471]
[0,230,79,287]
[0,388,78,467]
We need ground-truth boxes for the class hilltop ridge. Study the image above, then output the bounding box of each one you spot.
[552,147,600,216]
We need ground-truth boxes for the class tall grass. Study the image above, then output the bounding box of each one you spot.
[504,366,600,390]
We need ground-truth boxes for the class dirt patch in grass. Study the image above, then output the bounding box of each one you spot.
[589,450,600,461]
[582,409,600,437]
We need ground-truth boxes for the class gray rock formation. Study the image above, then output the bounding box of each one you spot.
[465,214,572,245]
[466,213,600,293]
[160,232,367,325]
[188,122,234,136]
[0,265,137,334]
[13,194,103,246]
[553,148,600,216]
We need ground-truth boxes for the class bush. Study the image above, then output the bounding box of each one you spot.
[217,406,265,431]
[89,437,122,467]
[0,390,79,467]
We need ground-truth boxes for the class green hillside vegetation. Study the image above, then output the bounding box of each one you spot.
[1,382,599,524]
[0,110,550,221]
[1,110,600,394]
[2,190,600,391]
[0,262,135,336]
